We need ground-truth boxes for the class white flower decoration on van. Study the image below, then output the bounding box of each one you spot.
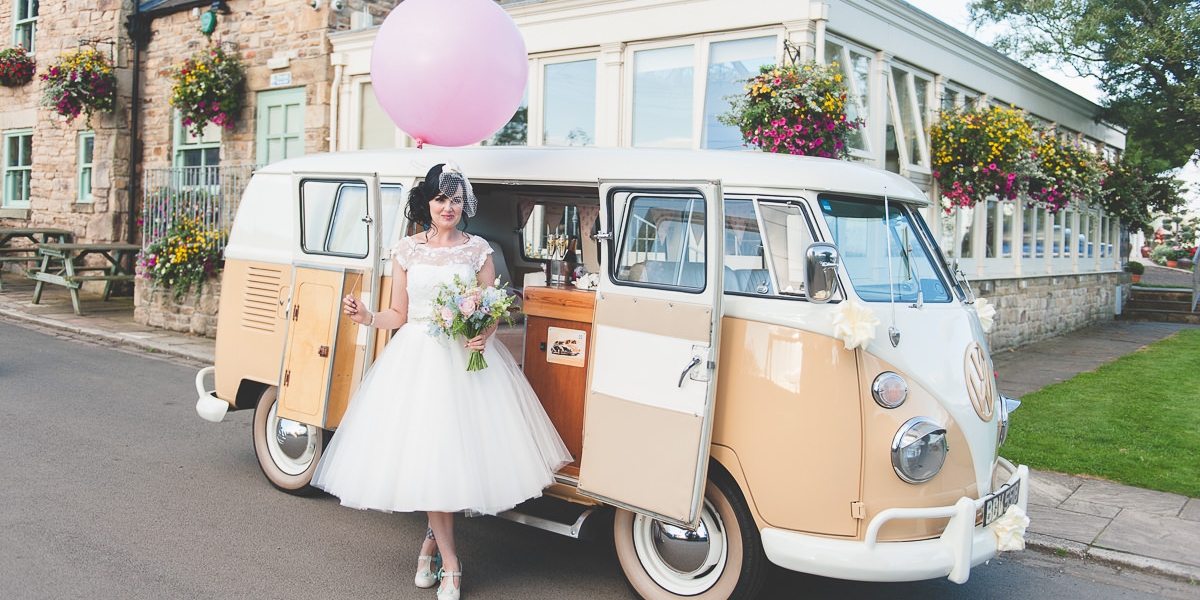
[831,300,880,350]
[975,297,997,333]
[987,504,1030,552]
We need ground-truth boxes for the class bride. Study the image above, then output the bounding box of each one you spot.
[311,162,572,600]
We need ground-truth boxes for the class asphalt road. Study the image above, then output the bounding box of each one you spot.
[1,318,1195,599]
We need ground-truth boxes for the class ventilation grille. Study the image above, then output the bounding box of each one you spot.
[242,266,283,333]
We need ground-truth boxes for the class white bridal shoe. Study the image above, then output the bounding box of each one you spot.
[436,564,462,600]
[415,554,440,589]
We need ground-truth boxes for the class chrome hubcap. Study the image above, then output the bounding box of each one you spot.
[265,401,318,475]
[631,499,727,595]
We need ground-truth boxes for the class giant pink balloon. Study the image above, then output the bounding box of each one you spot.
[370,0,528,147]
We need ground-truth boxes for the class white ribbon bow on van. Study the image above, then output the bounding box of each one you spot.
[831,300,880,350]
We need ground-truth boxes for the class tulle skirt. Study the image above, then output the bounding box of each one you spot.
[312,322,572,515]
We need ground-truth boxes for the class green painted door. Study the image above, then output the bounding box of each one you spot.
[256,87,306,166]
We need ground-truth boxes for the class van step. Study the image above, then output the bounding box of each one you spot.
[496,496,599,539]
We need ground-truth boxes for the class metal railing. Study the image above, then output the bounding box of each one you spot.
[141,164,257,252]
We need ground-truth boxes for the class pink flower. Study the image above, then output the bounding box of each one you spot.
[459,298,477,317]
[440,306,454,322]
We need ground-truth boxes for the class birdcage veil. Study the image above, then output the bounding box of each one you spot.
[421,162,478,217]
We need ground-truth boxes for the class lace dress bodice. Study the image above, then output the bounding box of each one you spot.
[393,234,493,322]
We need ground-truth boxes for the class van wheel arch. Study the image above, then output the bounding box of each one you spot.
[612,462,767,600]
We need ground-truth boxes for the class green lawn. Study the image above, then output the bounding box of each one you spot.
[1002,329,1200,498]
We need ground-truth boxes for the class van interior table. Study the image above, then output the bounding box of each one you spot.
[29,242,141,315]
[0,227,74,291]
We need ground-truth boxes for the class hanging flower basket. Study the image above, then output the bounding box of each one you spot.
[138,215,223,300]
[0,45,36,87]
[40,48,118,123]
[719,62,863,159]
[170,46,246,137]
[1027,132,1107,212]
[929,106,1038,209]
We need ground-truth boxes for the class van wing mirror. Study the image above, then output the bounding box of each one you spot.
[805,242,840,303]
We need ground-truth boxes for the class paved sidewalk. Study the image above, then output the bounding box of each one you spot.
[1,271,1198,583]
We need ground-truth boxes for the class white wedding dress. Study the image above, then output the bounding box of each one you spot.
[312,234,571,515]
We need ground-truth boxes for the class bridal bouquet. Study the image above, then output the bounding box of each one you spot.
[428,275,516,371]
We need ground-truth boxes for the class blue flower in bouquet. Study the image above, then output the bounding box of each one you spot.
[428,275,517,371]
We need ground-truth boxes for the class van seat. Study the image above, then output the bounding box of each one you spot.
[726,268,772,294]
[631,260,706,288]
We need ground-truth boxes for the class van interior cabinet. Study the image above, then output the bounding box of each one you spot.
[521,286,596,476]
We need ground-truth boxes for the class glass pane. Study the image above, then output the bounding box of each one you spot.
[957,206,975,258]
[543,59,596,146]
[1053,211,1066,257]
[360,83,397,150]
[327,183,369,256]
[884,75,900,173]
[484,88,528,146]
[758,202,809,295]
[725,199,770,294]
[20,134,31,165]
[702,36,775,150]
[521,203,582,260]
[894,69,923,165]
[848,51,871,151]
[380,184,405,245]
[819,195,950,303]
[632,46,694,148]
[6,136,18,167]
[204,147,221,166]
[615,195,706,289]
[79,167,92,202]
[1001,202,1014,258]
[823,40,843,68]
[180,149,202,168]
[914,76,930,151]
[81,135,94,164]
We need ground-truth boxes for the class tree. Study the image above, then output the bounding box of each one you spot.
[969,0,1200,171]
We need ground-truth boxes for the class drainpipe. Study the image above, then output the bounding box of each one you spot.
[127,1,144,247]
[329,53,345,152]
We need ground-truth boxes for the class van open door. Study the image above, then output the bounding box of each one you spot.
[578,180,723,529]
[276,175,382,429]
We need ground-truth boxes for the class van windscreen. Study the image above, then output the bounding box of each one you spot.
[818,195,950,303]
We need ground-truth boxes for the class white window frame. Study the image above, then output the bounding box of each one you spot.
[13,0,37,52]
[621,29,783,149]
[820,35,875,162]
[532,52,600,147]
[2,128,33,209]
[885,62,933,174]
[77,131,94,204]
[173,113,222,168]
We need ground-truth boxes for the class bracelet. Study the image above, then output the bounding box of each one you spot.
[368,311,375,327]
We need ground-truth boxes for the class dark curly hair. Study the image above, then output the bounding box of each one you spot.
[404,180,469,234]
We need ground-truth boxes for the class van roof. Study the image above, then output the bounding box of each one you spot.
[258,146,932,206]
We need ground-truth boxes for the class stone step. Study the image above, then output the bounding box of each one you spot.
[1129,287,1192,303]
[1125,299,1196,312]
[1118,308,1200,325]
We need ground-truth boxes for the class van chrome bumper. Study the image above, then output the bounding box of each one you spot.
[761,461,1029,584]
[194,366,229,423]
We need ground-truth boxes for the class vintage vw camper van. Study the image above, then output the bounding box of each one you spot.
[194,147,1027,599]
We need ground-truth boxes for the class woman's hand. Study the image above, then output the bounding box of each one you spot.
[343,294,370,326]
[465,323,498,352]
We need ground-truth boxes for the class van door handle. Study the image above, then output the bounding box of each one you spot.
[678,356,701,387]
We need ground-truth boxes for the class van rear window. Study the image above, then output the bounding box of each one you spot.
[300,179,370,258]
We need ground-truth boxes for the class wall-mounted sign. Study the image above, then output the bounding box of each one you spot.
[546,326,586,368]
[270,72,292,87]
[199,10,217,36]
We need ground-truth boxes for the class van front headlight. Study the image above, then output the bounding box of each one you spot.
[891,417,948,483]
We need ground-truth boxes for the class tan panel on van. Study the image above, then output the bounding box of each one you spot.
[593,293,711,342]
[325,270,369,428]
[277,268,344,423]
[712,318,862,536]
[214,259,291,404]
[578,392,704,524]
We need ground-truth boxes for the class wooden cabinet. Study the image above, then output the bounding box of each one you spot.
[522,286,596,476]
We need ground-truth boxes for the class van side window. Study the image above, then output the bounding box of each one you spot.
[614,194,706,291]
[300,180,369,258]
[723,200,813,296]
[380,184,405,246]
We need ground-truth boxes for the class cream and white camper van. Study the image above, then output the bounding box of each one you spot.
[194,147,1027,599]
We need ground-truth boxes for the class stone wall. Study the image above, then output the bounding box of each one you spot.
[975,272,1130,352]
[134,271,222,337]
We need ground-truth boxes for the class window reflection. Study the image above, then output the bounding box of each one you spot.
[633,46,694,148]
[543,60,596,146]
[703,37,775,150]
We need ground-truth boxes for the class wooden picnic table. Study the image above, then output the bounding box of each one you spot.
[0,227,74,291]
[29,242,141,315]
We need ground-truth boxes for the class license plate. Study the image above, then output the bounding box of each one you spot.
[983,480,1021,526]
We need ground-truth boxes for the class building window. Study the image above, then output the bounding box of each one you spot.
[359,82,398,150]
[632,45,695,148]
[174,115,221,187]
[483,87,528,146]
[77,131,94,203]
[3,129,32,208]
[885,65,933,173]
[14,0,37,52]
[543,59,596,146]
[702,36,775,150]
[823,38,872,157]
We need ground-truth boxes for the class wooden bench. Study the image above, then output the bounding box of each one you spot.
[28,242,140,315]
[0,228,73,291]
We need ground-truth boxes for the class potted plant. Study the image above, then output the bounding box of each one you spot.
[719,62,863,159]
[0,45,36,87]
[170,46,246,137]
[40,48,117,123]
[1127,260,1144,283]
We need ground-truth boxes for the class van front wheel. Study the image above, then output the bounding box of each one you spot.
[613,469,766,600]
[252,386,325,495]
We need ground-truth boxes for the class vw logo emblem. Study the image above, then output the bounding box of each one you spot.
[964,342,995,421]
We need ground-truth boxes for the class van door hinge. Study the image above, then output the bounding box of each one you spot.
[292,305,300,321]
[283,370,291,386]
[851,501,866,519]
